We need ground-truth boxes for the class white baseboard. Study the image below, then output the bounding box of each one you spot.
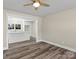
[3,47,8,50]
[37,39,76,52]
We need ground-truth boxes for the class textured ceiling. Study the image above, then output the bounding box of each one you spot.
[3,0,76,16]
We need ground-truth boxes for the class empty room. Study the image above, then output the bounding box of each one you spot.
[3,0,76,59]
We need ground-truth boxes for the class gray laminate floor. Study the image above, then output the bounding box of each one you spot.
[3,41,76,59]
[9,39,36,48]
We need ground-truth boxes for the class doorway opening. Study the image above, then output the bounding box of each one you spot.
[7,15,38,48]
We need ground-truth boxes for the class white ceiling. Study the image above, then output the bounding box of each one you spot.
[3,0,76,16]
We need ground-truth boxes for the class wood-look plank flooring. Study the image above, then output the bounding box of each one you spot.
[4,41,76,59]
[9,40,36,48]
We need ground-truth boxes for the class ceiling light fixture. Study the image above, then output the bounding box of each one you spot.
[33,2,40,7]
[24,0,50,10]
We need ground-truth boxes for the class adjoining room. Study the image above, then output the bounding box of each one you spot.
[3,0,76,59]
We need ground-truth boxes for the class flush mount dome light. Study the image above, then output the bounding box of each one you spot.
[33,2,40,7]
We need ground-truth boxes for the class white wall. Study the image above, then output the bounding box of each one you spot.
[3,9,42,49]
[42,9,76,51]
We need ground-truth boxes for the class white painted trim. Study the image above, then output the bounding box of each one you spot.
[4,10,9,50]
[3,47,8,50]
[38,39,76,52]
[35,20,39,42]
